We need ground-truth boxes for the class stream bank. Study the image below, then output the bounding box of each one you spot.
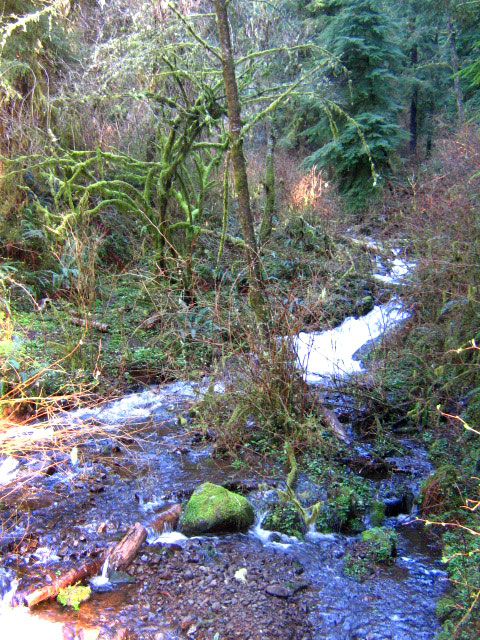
[0,249,451,639]
[0,376,447,640]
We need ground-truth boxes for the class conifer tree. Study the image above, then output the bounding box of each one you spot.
[304,0,403,207]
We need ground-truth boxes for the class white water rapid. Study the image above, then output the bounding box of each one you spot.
[293,299,410,383]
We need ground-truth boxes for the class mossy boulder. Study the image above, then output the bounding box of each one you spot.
[344,527,397,582]
[361,526,397,562]
[179,482,255,536]
[369,500,386,527]
[317,484,364,533]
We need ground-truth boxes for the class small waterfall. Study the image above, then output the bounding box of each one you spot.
[0,571,18,610]
[0,457,20,486]
[89,557,110,589]
[161,521,173,534]
[101,557,109,579]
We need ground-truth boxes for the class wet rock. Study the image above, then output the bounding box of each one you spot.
[266,584,292,598]
[191,429,215,444]
[179,483,254,536]
[89,484,105,494]
[180,615,195,630]
[384,496,404,517]
[222,479,259,494]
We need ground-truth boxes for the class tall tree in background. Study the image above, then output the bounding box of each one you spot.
[304,0,403,207]
[394,0,443,157]
[446,0,480,119]
[445,3,464,122]
[421,0,480,124]
[213,0,269,330]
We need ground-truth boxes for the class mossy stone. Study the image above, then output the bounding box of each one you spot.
[179,482,255,536]
[344,527,397,582]
[361,526,397,562]
[319,484,363,533]
[263,503,306,540]
[370,500,386,526]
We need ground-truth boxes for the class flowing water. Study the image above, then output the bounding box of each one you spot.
[293,299,410,383]
[0,250,448,639]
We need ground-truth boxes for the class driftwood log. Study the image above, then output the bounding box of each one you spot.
[21,522,146,608]
[151,503,181,533]
[69,316,110,332]
[319,405,349,442]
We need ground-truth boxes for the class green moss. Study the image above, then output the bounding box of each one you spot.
[343,553,375,582]
[179,482,254,536]
[316,483,365,533]
[263,503,306,540]
[344,527,397,582]
[370,500,386,527]
[361,526,397,563]
[435,596,457,623]
[57,584,91,610]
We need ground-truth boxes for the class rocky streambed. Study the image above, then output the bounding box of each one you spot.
[0,250,448,639]
[0,379,447,640]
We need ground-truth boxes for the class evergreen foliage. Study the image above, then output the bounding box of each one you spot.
[303,0,403,208]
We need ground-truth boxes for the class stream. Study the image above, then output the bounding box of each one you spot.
[0,250,448,640]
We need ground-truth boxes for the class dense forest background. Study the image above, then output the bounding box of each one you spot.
[1,1,480,637]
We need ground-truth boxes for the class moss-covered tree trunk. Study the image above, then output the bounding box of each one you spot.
[213,0,269,332]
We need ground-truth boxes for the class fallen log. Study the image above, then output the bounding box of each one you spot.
[105,521,147,570]
[319,405,349,442]
[21,522,146,608]
[69,316,110,332]
[151,503,181,533]
[23,557,104,609]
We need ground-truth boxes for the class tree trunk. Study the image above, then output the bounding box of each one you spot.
[409,44,418,155]
[213,0,269,332]
[425,97,435,156]
[426,26,439,157]
[446,12,464,123]
[259,123,276,243]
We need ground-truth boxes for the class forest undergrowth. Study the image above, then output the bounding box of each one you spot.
[1,1,480,625]
[1,126,479,636]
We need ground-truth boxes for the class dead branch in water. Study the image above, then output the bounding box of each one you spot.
[20,522,147,608]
